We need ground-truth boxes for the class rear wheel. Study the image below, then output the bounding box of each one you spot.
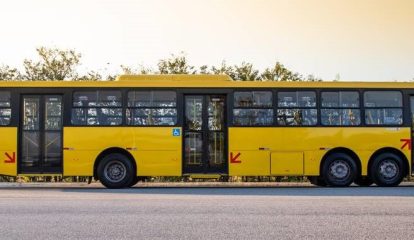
[354,176,373,187]
[322,153,357,187]
[370,153,404,187]
[97,153,135,189]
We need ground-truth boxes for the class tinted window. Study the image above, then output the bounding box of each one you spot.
[277,91,317,126]
[364,91,403,125]
[73,91,121,107]
[0,91,11,125]
[127,91,177,126]
[71,90,122,126]
[277,109,317,126]
[278,91,316,107]
[322,92,359,108]
[321,91,360,126]
[128,91,176,107]
[234,91,272,107]
[364,91,402,107]
[233,91,273,126]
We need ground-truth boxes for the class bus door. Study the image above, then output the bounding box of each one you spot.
[183,95,227,174]
[19,95,63,173]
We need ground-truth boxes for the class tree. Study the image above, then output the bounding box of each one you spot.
[120,65,154,75]
[23,47,81,80]
[306,74,322,82]
[157,52,195,74]
[261,62,302,81]
[76,71,102,81]
[233,62,260,81]
[210,61,237,80]
[0,65,21,80]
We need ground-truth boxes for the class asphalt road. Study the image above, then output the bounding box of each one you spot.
[0,184,414,239]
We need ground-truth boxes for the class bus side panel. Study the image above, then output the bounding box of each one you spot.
[134,151,180,176]
[0,128,17,176]
[228,127,411,177]
[63,127,181,176]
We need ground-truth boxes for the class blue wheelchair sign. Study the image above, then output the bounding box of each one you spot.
[172,128,181,137]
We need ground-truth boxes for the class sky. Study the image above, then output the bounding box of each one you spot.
[0,0,413,81]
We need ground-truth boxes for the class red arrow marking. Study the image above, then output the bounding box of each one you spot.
[230,152,241,164]
[400,139,411,150]
[4,152,16,164]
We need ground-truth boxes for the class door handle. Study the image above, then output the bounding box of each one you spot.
[258,147,270,150]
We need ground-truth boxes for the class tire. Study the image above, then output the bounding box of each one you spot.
[322,153,357,187]
[369,153,404,187]
[308,176,327,187]
[128,177,146,187]
[128,176,140,187]
[354,176,373,187]
[97,153,135,189]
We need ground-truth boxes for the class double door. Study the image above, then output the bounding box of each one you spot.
[183,95,227,174]
[19,95,63,173]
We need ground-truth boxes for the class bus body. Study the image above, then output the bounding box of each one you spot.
[0,75,412,188]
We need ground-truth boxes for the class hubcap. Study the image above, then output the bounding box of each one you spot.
[329,160,350,179]
[104,160,127,183]
[379,159,398,180]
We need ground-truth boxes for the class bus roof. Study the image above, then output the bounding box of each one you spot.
[0,74,413,88]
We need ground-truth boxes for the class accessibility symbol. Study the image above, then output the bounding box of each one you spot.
[172,128,181,137]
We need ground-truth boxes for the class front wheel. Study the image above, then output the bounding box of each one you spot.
[370,153,404,187]
[322,153,357,187]
[97,153,135,189]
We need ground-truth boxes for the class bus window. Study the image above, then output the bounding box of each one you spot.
[0,91,11,125]
[321,91,361,126]
[277,91,317,126]
[364,91,402,125]
[233,91,273,126]
[71,91,122,125]
[127,91,177,126]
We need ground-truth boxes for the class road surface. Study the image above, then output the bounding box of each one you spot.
[0,183,413,239]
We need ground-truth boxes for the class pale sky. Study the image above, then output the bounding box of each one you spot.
[0,0,413,81]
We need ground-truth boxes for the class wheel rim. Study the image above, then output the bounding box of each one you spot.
[329,160,350,180]
[104,160,127,183]
[378,159,399,180]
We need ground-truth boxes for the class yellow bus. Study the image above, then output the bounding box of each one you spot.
[0,75,412,188]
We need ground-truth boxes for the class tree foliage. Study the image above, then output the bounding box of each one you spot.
[23,47,81,81]
[0,47,107,81]
[0,65,21,80]
[157,52,196,74]
[0,47,322,81]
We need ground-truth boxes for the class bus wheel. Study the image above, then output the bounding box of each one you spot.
[370,153,404,187]
[308,176,327,187]
[354,176,373,187]
[128,176,140,187]
[97,153,135,189]
[322,153,357,187]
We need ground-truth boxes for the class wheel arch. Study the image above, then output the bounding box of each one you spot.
[368,147,409,177]
[93,147,137,179]
[320,147,362,177]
